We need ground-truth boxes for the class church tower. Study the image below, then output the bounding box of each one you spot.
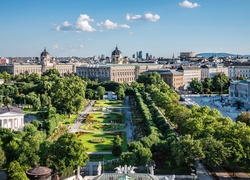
[111,46,123,64]
[40,48,50,73]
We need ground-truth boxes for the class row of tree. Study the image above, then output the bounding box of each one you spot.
[138,72,250,168]
[189,74,229,94]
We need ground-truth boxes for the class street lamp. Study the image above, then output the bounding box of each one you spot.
[220,73,223,102]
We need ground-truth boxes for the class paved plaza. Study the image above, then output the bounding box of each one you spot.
[183,94,246,122]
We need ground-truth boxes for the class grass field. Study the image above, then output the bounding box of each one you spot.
[62,114,78,125]
[78,132,127,152]
[80,123,125,131]
[94,100,123,107]
[88,154,115,162]
[85,112,124,123]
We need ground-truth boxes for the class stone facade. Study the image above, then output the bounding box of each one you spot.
[177,66,201,89]
[76,63,163,83]
[0,48,76,76]
[228,63,250,79]
[228,79,250,109]
[0,106,24,131]
[200,65,228,81]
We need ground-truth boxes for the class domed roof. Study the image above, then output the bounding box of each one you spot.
[41,47,50,57]
[112,46,122,56]
[26,166,52,176]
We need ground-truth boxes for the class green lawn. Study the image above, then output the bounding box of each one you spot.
[78,132,127,152]
[94,100,123,107]
[88,154,116,162]
[62,114,78,125]
[85,112,124,123]
[80,123,125,131]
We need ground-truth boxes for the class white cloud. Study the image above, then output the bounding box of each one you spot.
[126,13,160,22]
[179,0,200,8]
[129,32,134,35]
[52,14,95,32]
[97,19,130,30]
[75,14,95,32]
[126,14,142,21]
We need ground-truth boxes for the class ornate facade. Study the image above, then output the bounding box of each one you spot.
[76,46,164,83]
[0,106,24,131]
[0,48,76,76]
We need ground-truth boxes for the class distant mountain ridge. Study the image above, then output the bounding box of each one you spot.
[197,53,250,58]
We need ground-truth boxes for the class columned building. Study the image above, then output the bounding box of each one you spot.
[0,106,25,131]
[76,46,163,83]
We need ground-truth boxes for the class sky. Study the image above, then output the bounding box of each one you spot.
[0,0,250,58]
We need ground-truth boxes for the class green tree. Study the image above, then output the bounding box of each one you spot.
[189,78,203,94]
[7,161,29,180]
[119,152,136,165]
[42,69,60,77]
[96,86,105,99]
[236,111,250,126]
[115,85,125,100]
[112,135,123,156]
[203,77,212,93]
[212,73,229,93]
[49,133,89,176]
[135,148,152,166]
[200,136,230,165]
[171,135,204,166]
[3,96,12,106]
[0,147,6,168]
[85,89,95,99]
[51,76,86,116]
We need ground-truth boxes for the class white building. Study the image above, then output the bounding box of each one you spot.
[228,79,250,109]
[0,106,25,131]
[200,65,228,81]
[176,66,201,89]
[228,63,250,79]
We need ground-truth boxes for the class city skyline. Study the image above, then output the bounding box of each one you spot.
[0,0,250,58]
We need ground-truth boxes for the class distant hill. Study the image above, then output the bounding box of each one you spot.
[197,53,250,58]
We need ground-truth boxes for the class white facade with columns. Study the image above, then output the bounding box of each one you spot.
[0,106,24,131]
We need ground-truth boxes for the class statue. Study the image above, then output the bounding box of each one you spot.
[114,165,137,174]
[149,165,153,175]
[97,162,102,175]
[124,165,128,174]
[114,166,122,174]
[128,166,137,174]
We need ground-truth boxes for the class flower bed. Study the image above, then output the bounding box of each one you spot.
[90,138,106,143]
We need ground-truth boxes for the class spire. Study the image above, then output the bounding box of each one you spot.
[115,45,118,50]
[44,47,46,52]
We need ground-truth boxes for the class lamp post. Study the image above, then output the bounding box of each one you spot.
[220,73,223,102]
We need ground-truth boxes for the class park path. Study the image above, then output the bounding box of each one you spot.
[68,97,135,176]
[68,100,95,133]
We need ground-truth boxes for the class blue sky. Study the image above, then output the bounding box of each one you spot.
[0,0,250,58]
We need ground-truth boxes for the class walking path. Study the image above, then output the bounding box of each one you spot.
[68,98,135,176]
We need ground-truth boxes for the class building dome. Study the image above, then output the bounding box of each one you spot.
[41,48,50,57]
[26,166,52,180]
[112,46,122,56]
